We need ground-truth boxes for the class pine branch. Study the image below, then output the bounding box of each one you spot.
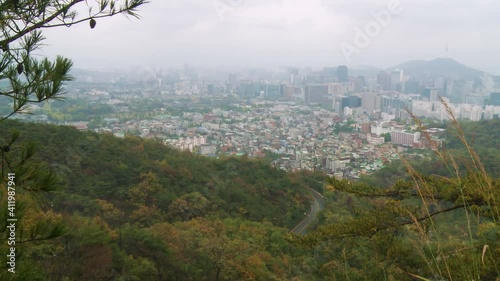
[0,0,85,47]
[399,204,466,226]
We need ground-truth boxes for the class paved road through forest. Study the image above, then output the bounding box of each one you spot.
[290,188,326,235]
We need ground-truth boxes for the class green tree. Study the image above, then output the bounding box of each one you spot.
[0,1,148,279]
[298,113,500,280]
[167,192,210,222]
[381,132,391,143]
[0,0,147,121]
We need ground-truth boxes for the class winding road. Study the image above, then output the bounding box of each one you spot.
[290,188,326,235]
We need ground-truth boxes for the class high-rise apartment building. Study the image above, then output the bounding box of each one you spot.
[391,131,421,147]
[305,84,330,105]
[239,83,261,98]
[337,65,349,83]
[390,70,403,92]
[377,71,391,91]
[328,83,343,97]
[490,92,500,106]
[362,93,381,113]
[342,96,362,109]
[260,83,282,100]
[404,80,420,94]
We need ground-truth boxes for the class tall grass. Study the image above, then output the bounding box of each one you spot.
[403,98,500,280]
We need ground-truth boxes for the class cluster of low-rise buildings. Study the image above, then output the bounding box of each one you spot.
[82,101,445,179]
[10,63,498,179]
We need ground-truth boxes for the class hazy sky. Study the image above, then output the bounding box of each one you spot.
[42,0,500,74]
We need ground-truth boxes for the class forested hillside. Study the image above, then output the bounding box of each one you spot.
[302,118,500,280]
[0,120,325,281]
[0,119,499,281]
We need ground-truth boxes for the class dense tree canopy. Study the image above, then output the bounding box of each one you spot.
[1,116,496,280]
[0,120,320,280]
[297,118,500,280]
[1,2,499,280]
[1,1,148,280]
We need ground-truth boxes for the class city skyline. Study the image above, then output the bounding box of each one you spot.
[40,0,500,74]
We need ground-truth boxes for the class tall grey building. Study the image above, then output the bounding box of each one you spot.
[337,65,349,83]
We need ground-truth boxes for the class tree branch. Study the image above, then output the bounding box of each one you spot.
[0,0,84,46]
[399,204,466,226]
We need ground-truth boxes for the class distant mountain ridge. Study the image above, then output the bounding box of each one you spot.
[389,58,486,79]
[69,58,493,83]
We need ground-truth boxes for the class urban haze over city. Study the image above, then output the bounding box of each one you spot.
[1,1,499,280]
[11,0,497,177]
[43,0,500,73]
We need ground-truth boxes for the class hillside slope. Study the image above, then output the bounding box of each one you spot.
[0,120,330,281]
[0,120,319,228]
[391,57,485,79]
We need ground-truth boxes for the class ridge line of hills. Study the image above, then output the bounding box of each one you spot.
[71,58,499,82]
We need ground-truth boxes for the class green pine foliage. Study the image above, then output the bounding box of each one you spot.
[0,120,323,280]
[297,115,500,281]
[0,117,499,280]
[0,120,312,228]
